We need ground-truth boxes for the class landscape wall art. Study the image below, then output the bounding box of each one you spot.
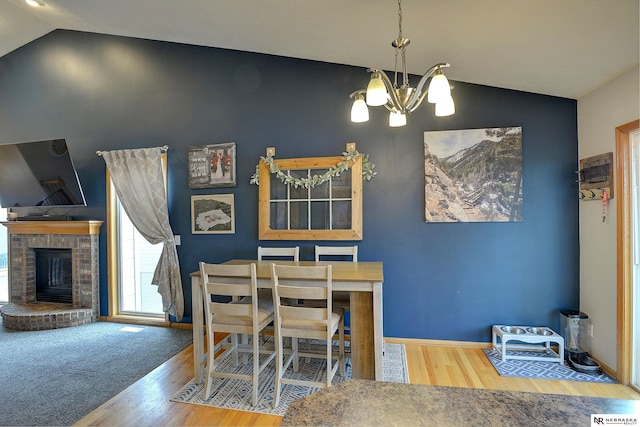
[424,127,523,223]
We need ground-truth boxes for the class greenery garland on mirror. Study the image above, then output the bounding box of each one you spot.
[250,150,376,188]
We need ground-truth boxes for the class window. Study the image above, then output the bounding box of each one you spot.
[258,155,363,240]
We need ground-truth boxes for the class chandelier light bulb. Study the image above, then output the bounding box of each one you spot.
[366,73,388,106]
[435,95,455,117]
[389,110,407,127]
[427,72,451,104]
[351,96,370,123]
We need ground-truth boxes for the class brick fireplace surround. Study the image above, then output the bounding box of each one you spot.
[0,221,103,331]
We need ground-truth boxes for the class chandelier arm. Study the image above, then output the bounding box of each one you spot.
[406,63,450,110]
[407,90,430,113]
[349,89,366,99]
[368,68,404,112]
[382,103,396,113]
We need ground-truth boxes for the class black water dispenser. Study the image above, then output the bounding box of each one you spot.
[559,309,601,374]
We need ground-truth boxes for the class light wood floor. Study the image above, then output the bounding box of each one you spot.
[74,339,640,427]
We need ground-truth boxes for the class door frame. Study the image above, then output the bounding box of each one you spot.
[616,119,640,385]
[104,154,170,326]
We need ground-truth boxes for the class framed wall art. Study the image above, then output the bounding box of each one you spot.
[424,127,523,223]
[191,194,235,234]
[188,142,236,188]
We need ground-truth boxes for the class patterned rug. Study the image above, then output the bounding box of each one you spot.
[483,348,616,383]
[171,342,409,416]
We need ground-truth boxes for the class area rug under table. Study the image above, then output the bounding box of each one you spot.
[171,342,409,416]
[483,348,616,383]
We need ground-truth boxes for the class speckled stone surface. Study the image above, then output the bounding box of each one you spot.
[281,379,640,426]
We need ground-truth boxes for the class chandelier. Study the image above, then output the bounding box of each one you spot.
[349,0,455,127]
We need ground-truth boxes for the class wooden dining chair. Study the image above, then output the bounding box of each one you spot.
[199,262,276,406]
[257,246,300,261]
[270,263,345,408]
[257,246,300,340]
[315,245,358,337]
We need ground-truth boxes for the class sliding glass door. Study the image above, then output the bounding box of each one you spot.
[116,199,164,316]
[106,152,168,322]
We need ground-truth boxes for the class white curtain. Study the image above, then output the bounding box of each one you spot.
[101,147,184,321]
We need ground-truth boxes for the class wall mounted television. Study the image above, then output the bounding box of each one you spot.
[0,138,86,208]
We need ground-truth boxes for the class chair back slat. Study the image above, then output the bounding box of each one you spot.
[315,245,358,262]
[278,285,327,300]
[272,264,330,280]
[201,262,254,278]
[206,282,252,297]
[210,300,252,317]
[277,279,327,289]
[258,246,300,261]
[280,305,328,321]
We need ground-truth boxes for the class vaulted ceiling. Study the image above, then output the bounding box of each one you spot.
[1,0,638,99]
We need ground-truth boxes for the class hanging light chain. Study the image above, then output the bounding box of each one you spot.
[397,0,409,88]
[401,40,408,89]
[397,0,403,40]
[394,48,399,88]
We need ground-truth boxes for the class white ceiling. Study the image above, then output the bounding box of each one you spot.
[0,0,638,99]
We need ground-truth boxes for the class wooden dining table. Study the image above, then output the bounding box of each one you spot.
[191,259,384,383]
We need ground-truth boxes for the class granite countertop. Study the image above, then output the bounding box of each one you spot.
[281,379,640,426]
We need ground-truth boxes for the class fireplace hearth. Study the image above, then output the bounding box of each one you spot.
[0,221,103,331]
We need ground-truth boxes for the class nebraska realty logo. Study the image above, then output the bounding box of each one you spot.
[592,415,638,426]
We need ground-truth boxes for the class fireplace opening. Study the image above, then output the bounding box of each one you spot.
[35,248,73,304]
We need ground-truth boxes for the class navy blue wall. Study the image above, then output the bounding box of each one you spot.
[0,30,579,341]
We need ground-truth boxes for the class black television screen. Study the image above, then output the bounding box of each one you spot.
[0,139,86,208]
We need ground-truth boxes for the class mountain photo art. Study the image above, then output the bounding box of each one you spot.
[424,127,523,223]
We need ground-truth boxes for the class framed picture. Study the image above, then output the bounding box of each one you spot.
[191,194,235,234]
[424,127,523,223]
[188,142,236,188]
